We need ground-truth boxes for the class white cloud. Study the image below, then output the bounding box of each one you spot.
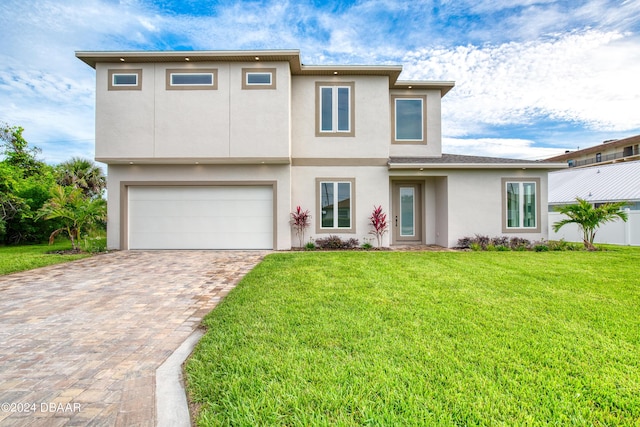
[1,0,639,164]
[403,29,640,138]
[443,137,568,160]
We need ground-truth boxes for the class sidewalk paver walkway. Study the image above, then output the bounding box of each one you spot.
[0,250,267,426]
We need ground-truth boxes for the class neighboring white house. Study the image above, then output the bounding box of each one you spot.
[548,160,640,246]
[76,49,566,250]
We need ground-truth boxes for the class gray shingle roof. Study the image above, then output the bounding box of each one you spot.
[390,154,537,164]
[549,160,640,204]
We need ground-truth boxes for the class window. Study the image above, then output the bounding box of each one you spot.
[242,68,276,90]
[108,69,142,91]
[316,178,355,232]
[315,82,355,137]
[165,69,218,90]
[502,178,540,232]
[595,152,602,162]
[391,95,427,143]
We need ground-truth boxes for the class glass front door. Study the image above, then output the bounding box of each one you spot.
[393,183,422,243]
[400,187,415,237]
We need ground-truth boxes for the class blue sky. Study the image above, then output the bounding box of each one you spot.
[1,0,639,164]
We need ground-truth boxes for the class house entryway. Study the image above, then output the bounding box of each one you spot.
[392,182,423,245]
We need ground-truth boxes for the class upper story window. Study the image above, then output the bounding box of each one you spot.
[242,68,276,90]
[391,95,427,144]
[315,82,355,137]
[108,69,142,91]
[595,152,602,162]
[165,69,218,90]
[502,178,541,233]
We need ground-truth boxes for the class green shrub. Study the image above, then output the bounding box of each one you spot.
[315,235,360,250]
[457,235,586,252]
[470,242,483,251]
[80,234,107,253]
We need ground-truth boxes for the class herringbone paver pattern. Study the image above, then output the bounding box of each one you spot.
[0,250,267,426]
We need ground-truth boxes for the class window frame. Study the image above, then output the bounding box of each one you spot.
[391,95,427,144]
[242,68,276,90]
[108,69,142,91]
[501,178,541,233]
[315,178,356,233]
[315,82,355,137]
[165,68,218,90]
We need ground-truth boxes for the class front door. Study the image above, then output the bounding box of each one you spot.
[392,182,422,244]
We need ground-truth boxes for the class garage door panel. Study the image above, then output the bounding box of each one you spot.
[128,186,273,249]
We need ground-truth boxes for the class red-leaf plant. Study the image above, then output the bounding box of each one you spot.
[369,205,388,247]
[290,206,311,248]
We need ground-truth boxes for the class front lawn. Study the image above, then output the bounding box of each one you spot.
[186,249,640,426]
[0,242,92,275]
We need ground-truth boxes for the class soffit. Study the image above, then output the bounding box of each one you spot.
[76,50,303,72]
[76,49,455,96]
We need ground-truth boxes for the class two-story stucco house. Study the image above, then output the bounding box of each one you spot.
[76,49,565,250]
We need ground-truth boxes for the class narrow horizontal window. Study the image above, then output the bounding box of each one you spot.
[242,68,277,90]
[108,69,142,91]
[113,74,137,86]
[247,72,271,85]
[170,73,214,86]
[165,69,218,90]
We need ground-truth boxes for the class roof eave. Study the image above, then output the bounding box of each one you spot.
[75,49,303,70]
[388,162,568,170]
[392,80,456,96]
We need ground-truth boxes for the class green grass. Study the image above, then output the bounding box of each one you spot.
[186,248,640,426]
[0,241,92,275]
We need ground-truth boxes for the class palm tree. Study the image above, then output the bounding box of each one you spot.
[56,157,106,199]
[553,198,628,250]
[38,185,107,250]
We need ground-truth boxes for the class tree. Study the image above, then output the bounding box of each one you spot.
[1,123,43,177]
[55,157,106,199]
[38,185,107,250]
[0,163,25,240]
[0,127,57,243]
[553,198,628,250]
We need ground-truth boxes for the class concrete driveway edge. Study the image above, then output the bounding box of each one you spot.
[156,329,204,427]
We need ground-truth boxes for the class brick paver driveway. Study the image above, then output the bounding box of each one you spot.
[0,250,267,426]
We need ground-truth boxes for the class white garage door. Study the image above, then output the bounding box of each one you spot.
[128,186,273,249]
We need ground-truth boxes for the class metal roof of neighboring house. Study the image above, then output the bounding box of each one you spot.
[389,154,567,170]
[548,160,640,204]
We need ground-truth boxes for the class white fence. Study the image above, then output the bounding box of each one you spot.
[548,209,640,246]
